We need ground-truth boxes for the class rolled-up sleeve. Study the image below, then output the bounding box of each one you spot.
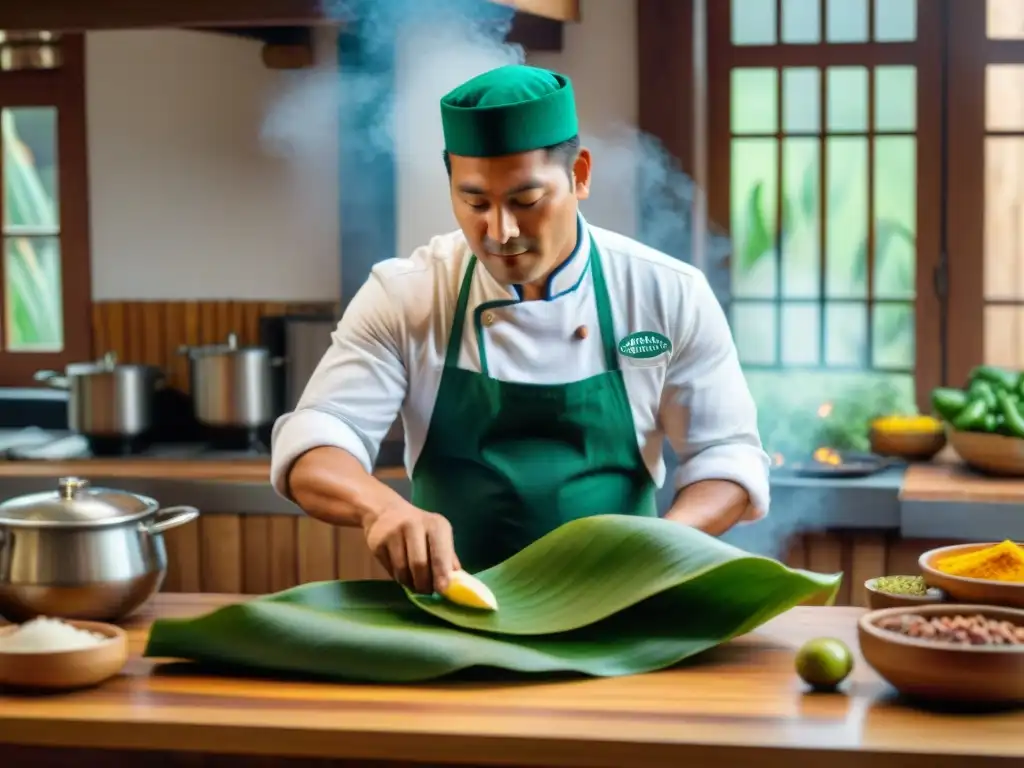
[659,272,771,522]
[270,272,407,499]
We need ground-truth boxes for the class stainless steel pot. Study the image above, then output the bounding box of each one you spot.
[34,352,164,438]
[179,333,284,428]
[0,476,199,623]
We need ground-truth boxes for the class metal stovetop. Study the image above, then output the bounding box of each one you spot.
[0,429,268,461]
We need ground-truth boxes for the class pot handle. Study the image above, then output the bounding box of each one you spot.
[34,370,69,388]
[145,506,200,535]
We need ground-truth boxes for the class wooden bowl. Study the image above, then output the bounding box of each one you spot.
[859,604,1024,705]
[947,427,1024,476]
[919,543,1024,609]
[864,577,947,610]
[869,427,946,461]
[0,620,128,691]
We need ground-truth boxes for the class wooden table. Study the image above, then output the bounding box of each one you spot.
[1,595,1022,768]
[902,462,1024,504]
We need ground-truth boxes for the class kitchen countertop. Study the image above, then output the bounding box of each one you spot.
[1,453,1023,541]
[1,594,1021,767]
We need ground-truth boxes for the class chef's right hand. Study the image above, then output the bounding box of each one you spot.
[361,503,460,595]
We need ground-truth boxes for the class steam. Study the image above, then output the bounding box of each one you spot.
[260,0,829,562]
[261,0,730,287]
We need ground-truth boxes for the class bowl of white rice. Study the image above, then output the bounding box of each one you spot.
[0,616,128,691]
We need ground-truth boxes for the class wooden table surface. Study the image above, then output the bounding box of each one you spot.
[901,462,1024,503]
[1,594,1022,767]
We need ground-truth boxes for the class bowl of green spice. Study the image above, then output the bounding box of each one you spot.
[865,575,947,610]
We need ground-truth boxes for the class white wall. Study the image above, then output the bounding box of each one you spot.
[86,28,341,301]
[86,0,637,301]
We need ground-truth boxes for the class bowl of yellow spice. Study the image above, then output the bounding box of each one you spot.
[869,414,946,461]
[920,540,1024,609]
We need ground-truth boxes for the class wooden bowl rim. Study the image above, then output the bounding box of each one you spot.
[859,603,1024,654]
[0,618,126,659]
[869,425,945,438]
[864,576,945,602]
[919,542,1024,589]
[947,427,1024,446]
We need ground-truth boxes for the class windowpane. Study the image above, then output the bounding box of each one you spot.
[986,65,1024,131]
[783,68,820,133]
[826,0,869,43]
[826,137,868,298]
[874,137,917,299]
[872,304,915,369]
[731,68,778,134]
[733,302,778,364]
[782,137,820,297]
[3,107,59,231]
[984,137,1024,300]
[827,67,868,131]
[732,0,777,45]
[731,138,778,298]
[988,0,1024,39]
[4,235,63,351]
[782,0,821,44]
[781,304,821,365]
[826,303,867,366]
[874,0,916,42]
[875,66,917,132]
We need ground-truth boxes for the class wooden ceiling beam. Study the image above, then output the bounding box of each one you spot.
[0,0,579,31]
[0,0,332,31]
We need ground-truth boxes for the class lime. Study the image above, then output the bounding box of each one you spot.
[795,637,853,691]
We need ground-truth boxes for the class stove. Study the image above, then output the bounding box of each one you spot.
[0,427,270,461]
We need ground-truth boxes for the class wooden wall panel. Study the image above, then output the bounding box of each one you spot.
[160,520,963,608]
[90,300,334,393]
[162,514,388,596]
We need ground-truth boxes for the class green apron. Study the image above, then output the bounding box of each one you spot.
[410,235,657,574]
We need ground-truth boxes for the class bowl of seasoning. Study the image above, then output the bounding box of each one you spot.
[864,575,947,610]
[869,415,946,461]
[0,616,128,691]
[919,540,1024,609]
[858,604,1024,705]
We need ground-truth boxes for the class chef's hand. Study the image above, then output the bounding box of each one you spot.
[362,503,461,595]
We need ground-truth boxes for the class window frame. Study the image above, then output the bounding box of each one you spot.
[0,33,91,387]
[944,0,1024,388]
[638,0,945,412]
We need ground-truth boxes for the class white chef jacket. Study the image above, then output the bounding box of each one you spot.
[271,213,771,522]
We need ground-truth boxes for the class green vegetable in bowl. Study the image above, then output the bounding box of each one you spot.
[970,365,1021,393]
[997,389,1024,439]
[968,379,998,410]
[953,398,990,431]
[931,387,968,420]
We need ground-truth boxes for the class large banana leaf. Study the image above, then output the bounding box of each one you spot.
[144,515,841,683]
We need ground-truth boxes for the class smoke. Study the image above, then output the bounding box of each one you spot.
[260,0,730,289]
[260,0,822,563]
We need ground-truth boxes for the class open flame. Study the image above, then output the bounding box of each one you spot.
[771,401,841,468]
[813,446,842,466]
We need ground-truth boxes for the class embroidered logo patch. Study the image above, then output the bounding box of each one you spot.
[617,332,672,359]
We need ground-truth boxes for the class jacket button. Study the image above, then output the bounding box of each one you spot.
[482,311,496,327]
[574,325,588,340]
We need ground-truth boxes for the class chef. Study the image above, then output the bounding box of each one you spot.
[270,64,771,596]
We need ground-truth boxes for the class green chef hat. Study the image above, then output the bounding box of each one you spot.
[440,64,578,158]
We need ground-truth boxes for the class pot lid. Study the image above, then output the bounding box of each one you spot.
[0,477,157,527]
